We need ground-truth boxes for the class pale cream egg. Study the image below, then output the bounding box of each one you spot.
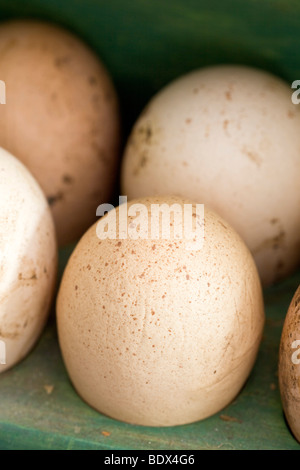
[57,196,264,426]
[121,65,300,286]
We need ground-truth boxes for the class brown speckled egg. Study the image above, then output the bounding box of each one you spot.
[0,19,120,246]
[121,65,300,287]
[0,147,57,373]
[279,284,300,443]
[57,196,264,426]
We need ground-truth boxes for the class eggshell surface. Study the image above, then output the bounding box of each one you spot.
[279,284,300,443]
[0,19,120,246]
[121,65,300,286]
[0,148,57,372]
[57,196,264,426]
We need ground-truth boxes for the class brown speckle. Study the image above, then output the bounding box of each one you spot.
[140,155,148,168]
[273,230,285,250]
[253,230,285,254]
[18,271,37,281]
[242,147,262,167]
[218,221,228,230]
[186,274,190,280]
[270,218,279,225]
[287,110,295,119]
[185,118,192,124]
[137,125,152,142]
[55,56,70,67]
[47,192,63,206]
[62,174,73,184]
[225,90,232,101]
[133,152,148,176]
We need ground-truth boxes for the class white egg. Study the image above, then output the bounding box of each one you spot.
[0,147,57,372]
[121,65,300,286]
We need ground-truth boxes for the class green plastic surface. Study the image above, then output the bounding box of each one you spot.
[0,0,300,450]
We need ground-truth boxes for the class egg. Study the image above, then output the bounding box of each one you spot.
[0,19,120,246]
[279,284,300,443]
[57,195,264,426]
[0,147,57,372]
[121,65,300,287]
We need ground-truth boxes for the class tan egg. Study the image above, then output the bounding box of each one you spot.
[121,65,300,286]
[57,195,264,426]
[279,284,300,443]
[0,19,120,246]
[0,147,57,373]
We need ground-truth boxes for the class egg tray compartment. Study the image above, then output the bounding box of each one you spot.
[0,0,300,450]
[0,244,299,450]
